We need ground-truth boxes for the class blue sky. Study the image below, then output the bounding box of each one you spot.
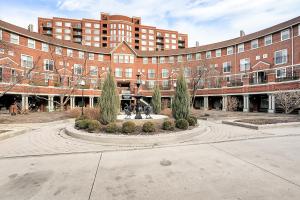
[1,0,300,47]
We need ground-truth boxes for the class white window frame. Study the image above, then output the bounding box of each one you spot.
[251,39,258,49]
[276,68,286,78]
[238,44,244,53]
[152,57,157,64]
[115,68,122,78]
[27,39,35,49]
[274,49,288,65]
[55,47,62,55]
[216,49,221,57]
[88,53,94,60]
[67,49,73,57]
[44,59,54,71]
[281,29,290,41]
[195,53,201,60]
[148,69,155,79]
[10,33,19,44]
[143,57,148,64]
[162,69,169,78]
[90,66,98,76]
[227,46,233,55]
[125,68,132,78]
[42,43,49,52]
[240,58,250,71]
[206,51,211,59]
[222,62,231,73]
[0,30,2,40]
[74,64,82,75]
[21,54,33,68]
[264,35,272,46]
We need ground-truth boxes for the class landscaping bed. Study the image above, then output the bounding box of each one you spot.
[235,118,300,125]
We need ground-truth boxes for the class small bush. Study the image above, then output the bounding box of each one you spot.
[175,119,189,130]
[122,121,136,134]
[105,123,119,133]
[75,115,87,122]
[87,120,101,133]
[68,108,100,120]
[160,108,172,118]
[187,116,197,126]
[142,122,156,133]
[162,120,175,131]
[75,119,89,129]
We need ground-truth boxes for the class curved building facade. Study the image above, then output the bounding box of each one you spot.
[0,16,300,113]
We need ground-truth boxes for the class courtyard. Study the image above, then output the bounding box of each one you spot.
[0,111,300,200]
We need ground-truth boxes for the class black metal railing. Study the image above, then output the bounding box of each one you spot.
[227,80,243,87]
[276,72,299,82]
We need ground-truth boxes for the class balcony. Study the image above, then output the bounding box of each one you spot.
[276,72,299,82]
[44,30,52,35]
[249,71,268,85]
[73,32,82,37]
[42,23,52,29]
[227,80,243,87]
[72,24,82,30]
[156,34,163,39]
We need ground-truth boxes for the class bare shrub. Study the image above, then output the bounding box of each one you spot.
[227,96,239,111]
[67,107,100,120]
[275,91,300,113]
[160,108,172,118]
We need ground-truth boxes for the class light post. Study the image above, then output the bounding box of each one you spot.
[80,79,85,116]
[134,73,143,119]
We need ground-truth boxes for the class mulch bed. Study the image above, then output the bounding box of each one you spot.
[235,118,300,125]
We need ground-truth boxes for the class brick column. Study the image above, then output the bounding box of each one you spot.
[243,94,249,112]
[48,96,54,112]
[222,95,228,111]
[89,96,94,108]
[21,94,29,112]
[268,94,275,113]
[204,96,209,111]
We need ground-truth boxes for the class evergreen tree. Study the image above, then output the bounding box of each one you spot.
[151,84,161,114]
[172,71,190,119]
[99,71,119,125]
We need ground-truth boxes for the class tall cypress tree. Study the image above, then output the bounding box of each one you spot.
[99,71,119,125]
[172,71,190,119]
[152,84,161,114]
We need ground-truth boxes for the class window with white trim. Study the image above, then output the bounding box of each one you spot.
[90,66,98,76]
[42,43,49,52]
[115,68,122,78]
[162,80,169,88]
[281,29,290,41]
[98,54,104,61]
[143,57,148,64]
[21,54,33,68]
[298,24,300,36]
[125,68,132,78]
[162,69,169,78]
[10,33,19,44]
[216,49,221,57]
[276,68,286,78]
[27,39,35,49]
[223,61,231,73]
[227,46,233,55]
[88,53,94,60]
[67,49,73,57]
[206,51,211,59]
[196,53,201,60]
[251,39,258,49]
[55,21,62,26]
[159,57,165,64]
[44,59,54,71]
[55,47,62,55]
[177,55,183,62]
[240,58,250,71]
[169,56,174,63]
[0,30,2,40]
[147,80,155,89]
[187,54,192,61]
[264,35,272,46]
[274,49,288,65]
[238,44,244,53]
[184,67,191,77]
[152,57,157,64]
[148,69,155,78]
[74,64,82,75]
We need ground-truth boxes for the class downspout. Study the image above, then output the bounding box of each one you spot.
[291,25,294,77]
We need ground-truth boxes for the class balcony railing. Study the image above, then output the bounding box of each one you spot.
[227,80,243,87]
[249,77,268,85]
[276,72,299,82]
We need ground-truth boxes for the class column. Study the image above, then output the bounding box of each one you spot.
[243,94,249,112]
[204,96,209,111]
[70,96,75,109]
[60,95,64,111]
[222,95,228,111]
[21,94,29,112]
[89,96,94,108]
[48,96,54,112]
[268,94,275,113]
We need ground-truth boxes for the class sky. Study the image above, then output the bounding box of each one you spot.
[0,0,300,47]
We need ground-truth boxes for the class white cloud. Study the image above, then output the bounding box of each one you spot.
[1,0,299,47]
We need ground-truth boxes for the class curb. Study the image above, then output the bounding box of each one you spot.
[0,128,32,141]
[64,122,207,147]
[222,120,300,130]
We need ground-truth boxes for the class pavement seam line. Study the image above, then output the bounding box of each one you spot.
[210,144,300,189]
[88,152,102,200]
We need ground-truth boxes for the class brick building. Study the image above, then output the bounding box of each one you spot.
[38,12,188,51]
[0,16,300,113]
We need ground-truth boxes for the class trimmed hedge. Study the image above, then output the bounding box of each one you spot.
[105,123,119,133]
[122,121,136,134]
[142,122,156,133]
[187,116,197,126]
[162,120,175,131]
[87,120,101,133]
[75,119,89,129]
[175,119,189,130]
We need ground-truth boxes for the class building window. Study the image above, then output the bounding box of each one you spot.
[21,54,33,68]
[0,30,2,40]
[115,68,122,78]
[159,57,165,64]
[67,49,73,57]
[240,58,250,71]
[98,54,104,61]
[162,69,169,78]
[187,54,192,61]
[143,58,148,64]
[238,44,244,53]
[281,29,290,41]
[74,64,82,75]
[177,55,183,62]
[276,68,286,78]
[264,35,272,46]
[147,80,155,89]
[184,67,191,77]
[78,51,84,59]
[196,53,201,60]
[130,55,134,64]
[44,59,54,71]
[0,67,2,82]
[11,69,17,83]
[152,57,157,64]
[125,68,132,78]
[274,49,288,65]
[251,39,258,49]
[223,62,231,73]
[55,21,62,26]
[55,47,62,55]
[27,39,35,49]
[88,53,94,60]
[10,33,19,44]
[206,51,211,59]
[148,69,155,78]
[298,24,300,36]
[169,56,174,63]
[125,55,130,64]
[42,43,49,52]
[216,49,221,57]
[90,66,98,76]
[227,46,233,55]
[162,80,169,88]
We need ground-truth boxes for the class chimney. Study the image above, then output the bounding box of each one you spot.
[28,24,34,32]
[195,41,199,47]
[240,30,245,37]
